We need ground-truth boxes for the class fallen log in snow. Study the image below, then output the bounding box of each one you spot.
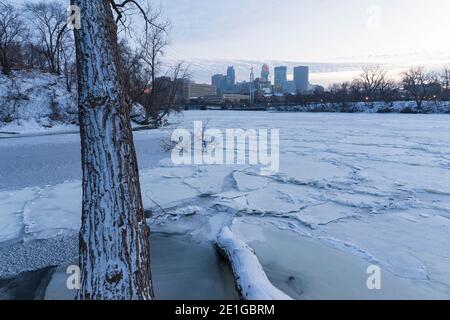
[216,226,293,300]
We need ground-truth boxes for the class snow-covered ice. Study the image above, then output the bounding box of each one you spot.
[1,111,450,299]
[230,218,449,299]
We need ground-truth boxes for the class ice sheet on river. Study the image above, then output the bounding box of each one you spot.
[1,112,450,298]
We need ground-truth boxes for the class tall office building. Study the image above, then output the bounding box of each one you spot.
[282,81,297,94]
[261,64,270,82]
[274,66,287,93]
[211,74,226,94]
[226,66,236,86]
[250,67,255,105]
[293,66,309,93]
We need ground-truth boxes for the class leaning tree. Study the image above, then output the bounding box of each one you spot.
[72,0,153,299]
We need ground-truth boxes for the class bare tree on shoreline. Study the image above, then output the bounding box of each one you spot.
[137,6,170,124]
[401,66,435,110]
[440,67,450,100]
[0,1,26,75]
[25,1,68,74]
[356,65,391,107]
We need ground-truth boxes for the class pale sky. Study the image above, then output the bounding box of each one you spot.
[18,0,450,84]
[161,0,450,64]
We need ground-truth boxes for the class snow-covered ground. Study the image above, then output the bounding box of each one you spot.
[1,111,450,299]
[0,71,78,131]
[0,71,147,136]
[273,100,450,113]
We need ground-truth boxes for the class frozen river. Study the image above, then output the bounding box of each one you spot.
[1,111,450,299]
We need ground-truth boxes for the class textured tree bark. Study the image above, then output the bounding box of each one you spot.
[73,0,153,300]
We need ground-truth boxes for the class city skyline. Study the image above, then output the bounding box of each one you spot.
[169,56,449,88]
[208,64,315,100]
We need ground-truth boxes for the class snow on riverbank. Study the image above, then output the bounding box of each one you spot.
[1,111,450,299]
[0,122,79,137]
[216,226,292,300]
[0,71,147,135]
[273,100,450,114]
[0,71,77,130]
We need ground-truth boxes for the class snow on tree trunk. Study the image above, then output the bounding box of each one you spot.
[73,0,153,300]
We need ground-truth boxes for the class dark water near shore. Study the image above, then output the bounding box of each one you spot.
[0,233,239,300]
[0,266,54,300]
[151,233,238,300]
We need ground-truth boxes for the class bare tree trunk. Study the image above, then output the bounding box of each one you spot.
[73,0,153,300]
[0,52,11,76]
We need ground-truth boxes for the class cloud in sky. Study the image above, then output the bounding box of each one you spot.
[19,0,450,85]
[162,0,450,64]
[19,0,450,65]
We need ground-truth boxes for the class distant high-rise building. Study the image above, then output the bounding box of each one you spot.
[293,66,309,93]
[250,68,255,105]
[183,81,217,100]
[211,74,226,94]
[261,64,270,82]
[282,80,297,94]
[226,66,236,86]
[274,66,287,93]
